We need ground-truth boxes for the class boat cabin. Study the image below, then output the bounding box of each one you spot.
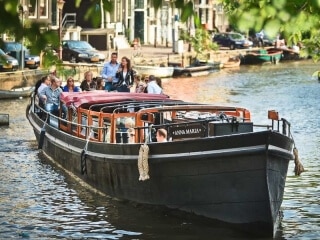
[36,92,253,143]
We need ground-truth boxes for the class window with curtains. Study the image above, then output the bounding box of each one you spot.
[39,0,48,18]
[26,0,49,18]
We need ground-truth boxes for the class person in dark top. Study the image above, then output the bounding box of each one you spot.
[115,56,135,92]
[80,71,96,91]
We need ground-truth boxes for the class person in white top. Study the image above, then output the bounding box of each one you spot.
[147,75,163,94]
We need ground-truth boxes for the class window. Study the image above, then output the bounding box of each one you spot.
[27,0,37,18]
[39,0,48,18]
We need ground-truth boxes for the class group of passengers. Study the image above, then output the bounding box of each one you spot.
[34,52,164,123]
[100,52,163,94]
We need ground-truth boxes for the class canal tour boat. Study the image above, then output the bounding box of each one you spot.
[26,91,299,237]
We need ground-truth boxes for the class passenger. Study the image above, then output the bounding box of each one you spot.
[101,52,120,92]
[147,75,163,94]
[156,128,167,142]
[80,71,96,91]
[95,77,105,90]
[37,75,51,97]
[63,76,80,92]
[40,76,66,117]
[142,75,149,93]
[127,128,135,143]
[115,56,135,92]
[134,74,146,93]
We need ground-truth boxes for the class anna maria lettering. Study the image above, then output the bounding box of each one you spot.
[172,128,202,136]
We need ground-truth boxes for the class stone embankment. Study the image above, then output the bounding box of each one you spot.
[0,69,49,91]
[109,45,251,67]
[0,45,255,90]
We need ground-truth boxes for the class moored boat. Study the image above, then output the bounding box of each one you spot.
[0,86,35,100]
[242,48,283,64]
[26,91,302,237]
[133,65,174,78]
[172,61,221,77]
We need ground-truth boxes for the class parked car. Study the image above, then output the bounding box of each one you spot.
[0,42,40,69]
[62,40,105,63]
[0,48,19,72]
[213,32,253,50]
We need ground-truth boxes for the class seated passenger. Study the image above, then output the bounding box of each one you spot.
[40,76,66,117]
[127,128,135,143]
[63,76,80,92]
[156,128,167,142]
[80,71,96,91]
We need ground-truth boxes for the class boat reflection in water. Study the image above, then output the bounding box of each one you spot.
[26,90,302,237]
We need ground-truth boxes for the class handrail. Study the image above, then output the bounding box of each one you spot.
[62,13,76,29]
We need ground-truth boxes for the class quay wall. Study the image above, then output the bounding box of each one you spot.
[0,69,49,91]
[0,47,258,90]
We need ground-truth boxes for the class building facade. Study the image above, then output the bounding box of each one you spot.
[2,0,229,50]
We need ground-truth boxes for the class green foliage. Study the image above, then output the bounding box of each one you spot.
[56,65,79,80]
[2,0,320,66]
[180,27,218,59]
[221,0,320,61]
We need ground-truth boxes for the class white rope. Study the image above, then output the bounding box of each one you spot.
[138,125,152,181]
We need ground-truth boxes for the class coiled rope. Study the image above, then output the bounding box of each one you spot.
[290,132,304,176]
[138,125,152,181]
[293,147,304,176]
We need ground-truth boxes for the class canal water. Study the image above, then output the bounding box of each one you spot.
[0,60,319,239]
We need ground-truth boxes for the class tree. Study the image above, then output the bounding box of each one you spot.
[3,0,319,65]
[220,0,320,61]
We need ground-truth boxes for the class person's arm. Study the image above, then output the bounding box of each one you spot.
[40,86,48,101]
[101,63,108,80]
[129,70,134,86]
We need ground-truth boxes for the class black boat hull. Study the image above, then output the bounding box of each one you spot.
[28,110,293,237]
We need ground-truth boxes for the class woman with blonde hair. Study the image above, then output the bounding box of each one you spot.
[80,71,96,91]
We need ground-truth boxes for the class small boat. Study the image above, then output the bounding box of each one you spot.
[271,48,305,61]
[26,91,303,237]
[222,57,241,68]
[242,48,283,64]
[172,61,220,77]
[0,86,35,100]
[133,65,174,78]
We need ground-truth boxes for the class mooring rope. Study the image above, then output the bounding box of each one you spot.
[137,125,152,181]
[38,114,49,149]
[80,126,91,175]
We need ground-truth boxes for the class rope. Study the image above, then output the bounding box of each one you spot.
[290,131,304,176]
[293,147,304,176]
[138,125,152,181]
[80,126,91,175]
